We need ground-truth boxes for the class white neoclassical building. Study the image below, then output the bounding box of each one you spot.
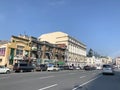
[38,31,87,67]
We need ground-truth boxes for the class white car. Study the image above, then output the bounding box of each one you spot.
[102,64,114,75]
[47,65,59,71]
[0,66,11,74]
[96,66,102,70]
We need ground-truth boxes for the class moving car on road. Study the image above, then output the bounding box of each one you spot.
[102,64,114,75]
[0,65,11,74]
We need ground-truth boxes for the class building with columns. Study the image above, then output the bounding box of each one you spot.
[39,31,87,67]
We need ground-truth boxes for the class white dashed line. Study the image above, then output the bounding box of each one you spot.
[72,75,102,90]
[69,73,75,75]
[92,73,96,75]
[0,76,10,79]
[38,84,58,90]
[39,76,54,79]
[80,76,86,78]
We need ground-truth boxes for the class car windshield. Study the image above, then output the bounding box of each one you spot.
[0,66,5,68]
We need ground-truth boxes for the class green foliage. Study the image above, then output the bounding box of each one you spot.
[87,48,93,57]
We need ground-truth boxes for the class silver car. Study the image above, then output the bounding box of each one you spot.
[102,64,114,75]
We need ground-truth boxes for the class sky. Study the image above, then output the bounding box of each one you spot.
[0,0,120,58]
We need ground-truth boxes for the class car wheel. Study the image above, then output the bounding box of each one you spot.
[20,70,23,73]
[6,70,10,74]
[31,69,35,72]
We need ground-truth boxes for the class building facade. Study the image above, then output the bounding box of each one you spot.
[0,35,31,68]
[0,35,66,68]
[0,44,8,66]
[39,31,87,67]
[86,56,112,66]
[86,56,103,69]
[115,57,120,68]
[101,56,113,65]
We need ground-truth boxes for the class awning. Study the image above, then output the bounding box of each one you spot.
[44,59,54,64]
[57,61,65,65]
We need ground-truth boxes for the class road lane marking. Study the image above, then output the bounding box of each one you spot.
[69,73,75,75]
[0,76,10,79]
[38,84,58,90]
[72,75,102,90]
[80,76,86,78]
[92,73,96,75]
[39,76,54,79]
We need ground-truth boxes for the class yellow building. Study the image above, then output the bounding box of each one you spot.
[39,31,87,67]
[0,35,31,68]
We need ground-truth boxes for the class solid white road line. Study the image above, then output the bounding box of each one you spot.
[80,76,86,78]
[39,76,54,79]
[72,75,102,90]
[38,84,58,90]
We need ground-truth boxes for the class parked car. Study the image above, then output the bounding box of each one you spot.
[91,66,96,70]
[96,66,102,70]
[58,66,64,70]
[102,64,114,75]
[63,66,74,70]
[13,62,35,72]
[63,66,70,70]
[74,66,81,70]
[0,66,11,74]
[36,64,47,71]
[83,65,91,70]
[47,65,59,71]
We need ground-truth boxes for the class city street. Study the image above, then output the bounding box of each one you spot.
[0,70,120,90]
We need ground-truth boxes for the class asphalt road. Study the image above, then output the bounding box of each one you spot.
[0,70,120,90]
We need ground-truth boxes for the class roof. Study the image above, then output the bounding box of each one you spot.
[0,40,9,45]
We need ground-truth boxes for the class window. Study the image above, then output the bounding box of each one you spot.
[0,59,2,62]
[16,45,24,55]
[0,48,6,56]
[16,49,23,55]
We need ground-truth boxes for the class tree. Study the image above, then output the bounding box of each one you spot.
[87,48,94,57]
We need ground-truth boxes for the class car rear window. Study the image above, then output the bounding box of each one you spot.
[103,65,111,68]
